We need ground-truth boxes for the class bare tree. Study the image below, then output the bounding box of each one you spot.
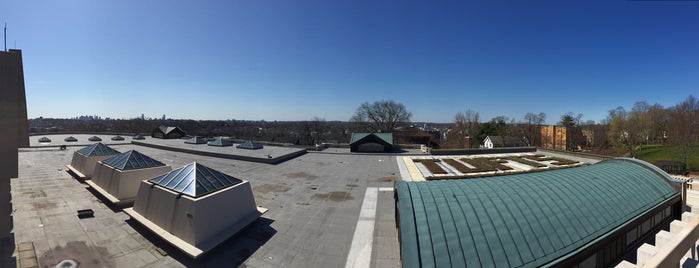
[453,110,480,148]
[350,100,412,133]
[607,106,646,157]
[668,95,699,168]
[647,103,668,144]
[301,116,327,145]
[522,112,546,146]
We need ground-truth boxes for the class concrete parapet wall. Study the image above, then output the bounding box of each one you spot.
[430,147,536,155]
[131,141,306,164]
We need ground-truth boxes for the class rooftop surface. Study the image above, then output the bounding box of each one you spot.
[7,142,601,267]
[10,143,401,267]
[397,159,679,267]
[29,134,308,164]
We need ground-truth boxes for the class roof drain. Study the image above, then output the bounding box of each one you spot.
[56,259,78,268]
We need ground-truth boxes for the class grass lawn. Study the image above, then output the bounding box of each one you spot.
[636,144,699,172]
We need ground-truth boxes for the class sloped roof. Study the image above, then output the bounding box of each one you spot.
[184,136,207,144]
[88,136,102,141]
[208,137,232,147]
[237,140,263,150]
[38,137,51,142]
[350,133,393,145]
[101,150,166,171]
[133,134,145,140]
[148,162,243,198]
[158,126,183,135]
[77,143,120,157]
[64,136,78,142]
[111,135,125,141]
[396,158,679,268]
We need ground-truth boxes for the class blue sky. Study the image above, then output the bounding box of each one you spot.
[4,1,698,124]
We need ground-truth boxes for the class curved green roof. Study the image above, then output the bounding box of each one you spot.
[77,143,120,157]
[396,158,679,268]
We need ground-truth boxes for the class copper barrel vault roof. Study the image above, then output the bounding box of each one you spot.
[396,158,679,268]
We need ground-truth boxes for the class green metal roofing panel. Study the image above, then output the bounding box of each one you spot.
[101,150,165,171]
[148,162,243,198]
[350,133,393,144]
[397,159,679,268]
[76,143,120,157]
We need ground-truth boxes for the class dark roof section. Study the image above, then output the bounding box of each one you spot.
[101,150,166,171]
[64,136,78,142]
[237,141,263,150]
[152,126,186,139]
[486,135,528,147]
[184,136,207,144]
[148,162,243,198]
[111,135,125,141]
[77,143,120,157]
[208,137,232,147]
[133,134,145,140]
[38,137,51,143]
[88,136,102,141]
[396,158,679,268]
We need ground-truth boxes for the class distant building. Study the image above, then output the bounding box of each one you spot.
[483,136,528,148]
[152,126,186,139]
[395,127,439,148]
[350,133,393,153]
[541,125,568,150]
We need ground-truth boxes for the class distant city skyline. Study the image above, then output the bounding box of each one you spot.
[4,1,698,124]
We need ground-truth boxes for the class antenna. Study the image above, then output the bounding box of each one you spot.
[4,22,6,51]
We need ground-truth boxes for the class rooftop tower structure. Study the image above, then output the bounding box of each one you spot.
[0,48,29,248]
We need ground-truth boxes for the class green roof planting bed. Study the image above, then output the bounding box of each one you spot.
[396,158,679,267]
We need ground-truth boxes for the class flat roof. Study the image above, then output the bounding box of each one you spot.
[8,141,607,267]
[396,158,680,267]
[11,143,401,267]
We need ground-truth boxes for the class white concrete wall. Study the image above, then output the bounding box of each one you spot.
[134,181,180,232]
[192,182,258,246]
[133,180,260,247]
[70,153,114,178]
[107,166,171,200]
